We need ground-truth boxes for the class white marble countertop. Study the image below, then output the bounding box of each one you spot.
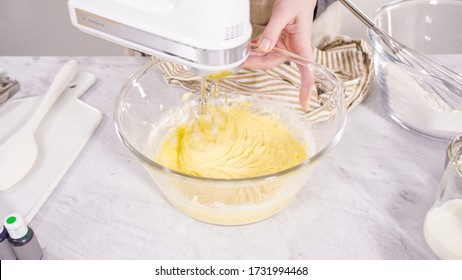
[0,57,451,259]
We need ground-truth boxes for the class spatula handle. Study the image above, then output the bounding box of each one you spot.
[24,60,78,132]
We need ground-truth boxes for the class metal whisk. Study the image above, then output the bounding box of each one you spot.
[340,0,462,110]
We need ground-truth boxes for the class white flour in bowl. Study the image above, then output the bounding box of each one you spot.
[381,56,462,140]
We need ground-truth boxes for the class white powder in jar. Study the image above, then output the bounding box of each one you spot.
[423,199,462,259]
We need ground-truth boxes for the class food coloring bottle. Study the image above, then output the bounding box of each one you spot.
[4,214,43,260]
[0,225,17,260]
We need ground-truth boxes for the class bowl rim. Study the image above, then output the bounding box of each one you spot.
[114,46,347,183]
[372,0,462,17]
[367,0,462,43]
[366,0,462,79]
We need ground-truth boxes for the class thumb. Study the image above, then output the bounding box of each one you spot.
[258,4,292,52]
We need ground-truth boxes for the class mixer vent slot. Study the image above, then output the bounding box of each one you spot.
[224,23,244,40]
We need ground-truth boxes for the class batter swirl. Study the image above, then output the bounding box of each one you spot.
[156,102,308,179]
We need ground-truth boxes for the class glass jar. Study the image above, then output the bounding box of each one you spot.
[446,133,462,167]
[423,133,462,259]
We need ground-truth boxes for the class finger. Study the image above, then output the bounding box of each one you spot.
[258,2,294,52]
[297,64,314,109]
[285,25,314,61]
[250,37,260,44]
[243,53,289,70]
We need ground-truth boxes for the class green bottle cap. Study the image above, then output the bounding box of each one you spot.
[4,213,28,239]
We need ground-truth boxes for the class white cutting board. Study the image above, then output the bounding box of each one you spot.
[0,72,103,223]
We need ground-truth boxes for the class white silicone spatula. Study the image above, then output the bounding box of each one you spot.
[0,60,78,191]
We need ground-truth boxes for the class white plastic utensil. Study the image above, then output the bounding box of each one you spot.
[0,60,78,191]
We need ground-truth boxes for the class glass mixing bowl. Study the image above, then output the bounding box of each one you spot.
[368,0,462,140]
[114,47,346,225]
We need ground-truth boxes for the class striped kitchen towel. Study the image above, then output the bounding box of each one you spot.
[159,36,374,122]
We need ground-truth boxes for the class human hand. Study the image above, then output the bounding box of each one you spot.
[244,0,318,109]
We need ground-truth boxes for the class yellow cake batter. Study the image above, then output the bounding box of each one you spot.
[155,102,308,179]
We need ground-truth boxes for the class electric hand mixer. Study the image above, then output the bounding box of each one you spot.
[68,0,252,76]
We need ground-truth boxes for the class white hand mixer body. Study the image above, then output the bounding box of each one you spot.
[68,0,252,76]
